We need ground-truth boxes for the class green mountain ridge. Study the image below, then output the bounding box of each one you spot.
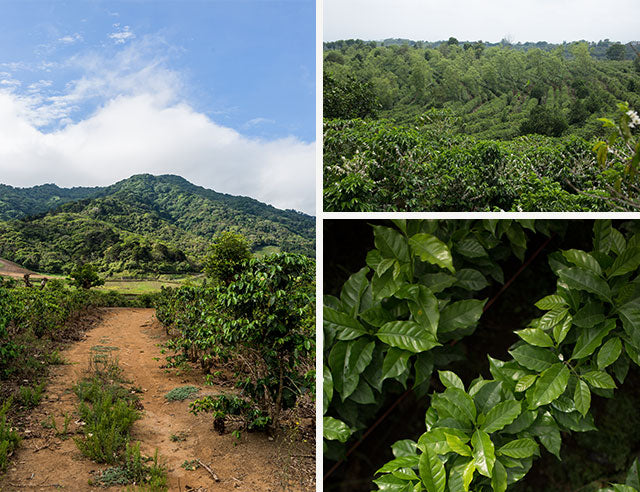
[0,174,314,276]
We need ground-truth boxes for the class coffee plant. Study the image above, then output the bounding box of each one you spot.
[324,220,640,491]
[156,252,315,430]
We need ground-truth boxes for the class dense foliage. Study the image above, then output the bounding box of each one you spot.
[0,174,315,275]
[323,39,640,211]
[0,183,98,221]
[323,220,640,491]
[156,253,315,430]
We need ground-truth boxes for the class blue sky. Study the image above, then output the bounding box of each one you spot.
[0,0,315,213]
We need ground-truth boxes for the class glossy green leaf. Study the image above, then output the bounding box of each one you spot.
[515,374,537,392]
[373,474,412,492]
[442,387,477,425]
[574,379,591,417]
[419,445,446,492]
[538,308,569,331]
[529,363,569,409]
[535,295,567,310]
[593,220,612,254]
[471,429,495,478]
[553,314,572,345]
[557,267,611,300]
[445,433,472,457]
[455,269,489,291]
[417,429,453,455]
[571,319,616,360]
[509,345,558,372]
[382,348,411,382]
[626,457,640,489]
[456,238,487,258]
[397,285,439,337]
[531,414,561,459]
[409,233,455,273]
[481,400,522,433]
[438,299,486,334]
[374,225,410,262]
[438,370,464,390]
[597,337,622,370]
[572,302,605,328]
[377,455,420,474]
[497,438,539,458]
[392,439,418,458]
[608,246,640,278]
[515,328,554,348]
[323,416,351,442]
[562,249,602,275]
[377,321,441,353]
[582,370,617,389]
[323,364,333,414]
[491,459,507,492]
[462,460,475,492]
[340,267,370,315]
[324,306,367,340]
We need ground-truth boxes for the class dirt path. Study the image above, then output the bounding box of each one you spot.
[0,308,314,491]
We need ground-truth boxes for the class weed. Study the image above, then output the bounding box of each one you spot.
[169,431,187,442]
[181,459,199,470]
[18,382,45,408]
[164,385,199,402]
[92,443,167,490]
[47,350,67,365]
[0,398,20,473]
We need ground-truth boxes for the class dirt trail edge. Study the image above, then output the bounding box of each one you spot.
[0,308,314,491]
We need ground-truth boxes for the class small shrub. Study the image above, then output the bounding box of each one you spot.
[164,386,199,402]
[92,443,167,489]
[0,398,20,472]
[18,382,45,408]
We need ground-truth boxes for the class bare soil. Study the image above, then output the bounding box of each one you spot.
[0,308,315,491]
[0,258,42,279]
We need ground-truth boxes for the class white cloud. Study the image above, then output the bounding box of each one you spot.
[58,33,83,45]
[244,117,276,128]
[109,25,135,44]
[0,39,315,214]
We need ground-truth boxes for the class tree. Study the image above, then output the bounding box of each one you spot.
[606,43,626,61]
[323,72,379,119]
[520,105,568,137]
[447,36,458,46]
[68,264,105,290]
[203,231,252,284]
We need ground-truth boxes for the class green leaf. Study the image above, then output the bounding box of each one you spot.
[462,460,475,492]
[471,429,495,478]
[373,474,412,492]
[392,439,418,458]
[447,459,473,492]
[531,414,561,459]
[572,302,605,328]
[382,348,411,382]
[423,273,457,293]
[509,345,559,372]
[455,268,489,291]
[558,267,611,301]
[529,363,570,409]
[436,387,476,424]
[328,339,375,400]
[515,374,537,392]
[608,246,640,278]
[491,459,507,492]
[438,299,486,334]
[538,308,569,331]
[409,233,455,273]
[397,285,439,337]
[582,370,617,389]
[553,314,573,345]
[515,328,554,348]
[497,438,539,458]
[456,238,487,258]
[535,295,567,310]
[418,445,446,492]
[323,364,333,414]
[574,379,591,417]
[481,400,522,433]
[323,416,351,442]
[438,370,464,390]
[626,458,640,489]
[324,306,367,340]
[571,319,616,360]
[374,225,410,263]
[417,429,453,455]
[597,337,622,370]
[377,321,441,353]
[340,267,370,316]
[562,249,602,275]
[445,433,472,456]
[593,220,612,254]
[377,456,420,474]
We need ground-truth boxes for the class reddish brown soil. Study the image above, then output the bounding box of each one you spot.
[0,308,315,491]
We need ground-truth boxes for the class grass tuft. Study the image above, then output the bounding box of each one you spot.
[164,385,199,402]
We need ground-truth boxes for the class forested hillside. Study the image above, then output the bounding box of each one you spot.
[323,39,640,211]
[0,174,314,276]
[0,184,100,221]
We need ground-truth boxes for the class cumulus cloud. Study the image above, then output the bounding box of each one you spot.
[109,24,135,44]
[0,39,315,214]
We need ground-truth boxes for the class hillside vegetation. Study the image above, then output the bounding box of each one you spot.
[0,174,314,276]
[323,39,640,211]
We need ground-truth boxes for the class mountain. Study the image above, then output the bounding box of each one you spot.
[0,183,100,220]
[0,174,315,276]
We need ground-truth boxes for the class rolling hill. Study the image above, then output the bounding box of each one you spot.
[0,174,315,276]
